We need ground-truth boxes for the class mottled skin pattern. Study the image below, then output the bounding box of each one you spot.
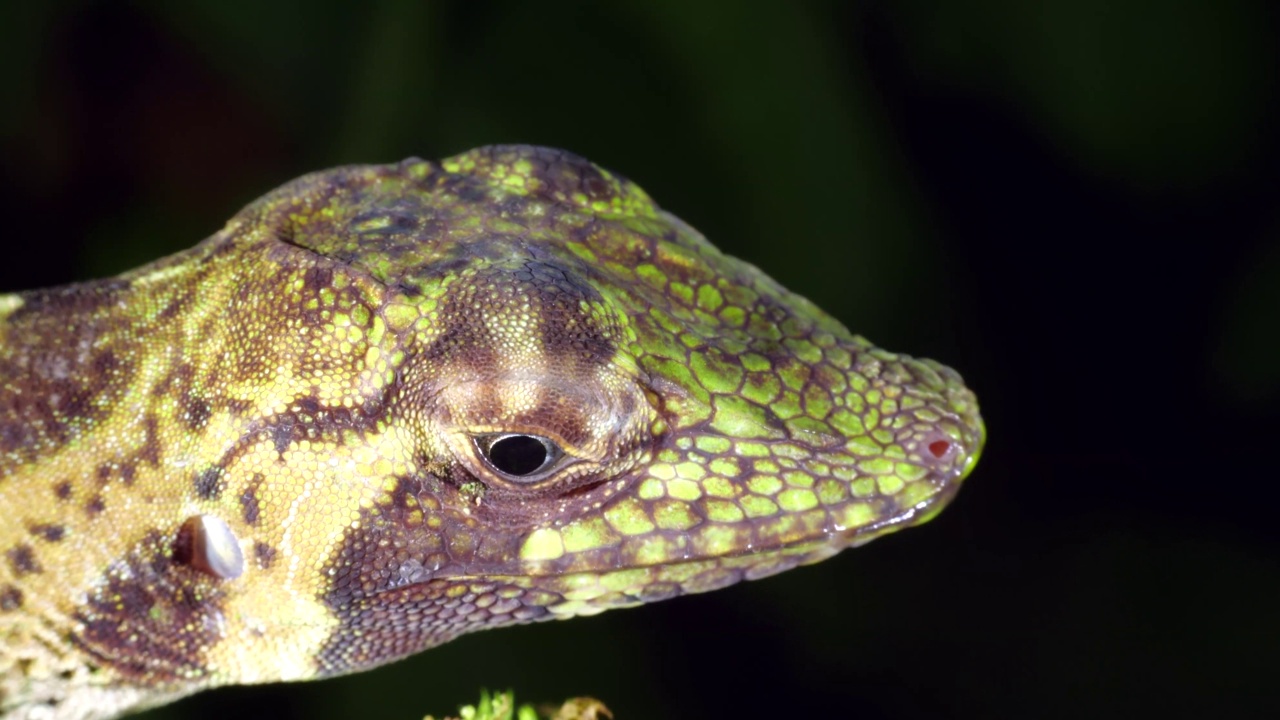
[0,146,984,720]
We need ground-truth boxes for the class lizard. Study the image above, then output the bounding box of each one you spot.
[0,145,984,720]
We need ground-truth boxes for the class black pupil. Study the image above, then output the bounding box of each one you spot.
[487,435,549,476]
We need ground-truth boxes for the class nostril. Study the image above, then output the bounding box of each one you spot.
[917,429,962,465]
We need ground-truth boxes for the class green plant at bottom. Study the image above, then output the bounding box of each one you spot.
[424,690,611,720]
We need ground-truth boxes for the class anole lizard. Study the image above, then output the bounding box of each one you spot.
[0,146,984,719]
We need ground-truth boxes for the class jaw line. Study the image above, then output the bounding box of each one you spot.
[421,480,962,589]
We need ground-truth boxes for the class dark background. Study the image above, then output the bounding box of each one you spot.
[2,1,1277,718]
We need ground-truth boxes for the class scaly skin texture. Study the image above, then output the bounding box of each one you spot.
[0,146,984,720]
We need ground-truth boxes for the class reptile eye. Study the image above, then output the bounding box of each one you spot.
[474,433,563,479]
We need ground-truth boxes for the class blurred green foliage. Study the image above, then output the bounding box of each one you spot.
[890,0,1271,190]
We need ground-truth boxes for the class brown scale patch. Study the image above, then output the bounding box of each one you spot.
[158,363,212,433]
[302,265,334,291]
[225,397,254,415]
[395,279,424,297]
[276,264,358,332]
[183,398,212,431]
[72,529,226,683]
[472,145,624,208]
[177,376,212,433]
[253,168,353,239]
[273,174,457,284]
[153,362,191,397]
[137,415,162,467]
[253,541,276,569]
[28,523,66,542]
[315,576,554,677]
[90,348,119,377]
[0,281,139,472]
[416,258,618,395]
[265,395,324,454]
[3,278,132,322]
[84,494,105,518]
[348,203,427,241]
[268,415,299,455]
[54,480,73,500]
[6,544,41,575]
[295,396,321,414]
[314,471,560,675]
[400,236,514,290]
[0,584,22,611]
[525,262,620,448]
[240,474,264,525]
[152,364,177,396]
[386,474,422,512]
[419,314,500,376]
[193,467,225,500]
[279,401,370,450]
[516,260,603,304]
[212,390,391,472]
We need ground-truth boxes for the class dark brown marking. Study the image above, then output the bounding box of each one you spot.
[518,260,602,303]
[90,348,119,376]
[312,465,568,675]
[6,544,41,575]
[85,495,105,517]
[5,279,132,321]
[164,363,212,433]
[29,523,66,542]
[388,474,420,513]
[184,399,211,431]
[73,530,225,683]
[295,396,321,414]
[154,362,190,398]
[209,391,390,475]
[54,481,73,500]
[240,475,264,526]
[253,541,277,569]
[303,266,335,290]
[396,280,423,298]
[0,280,139,473]
[350,204,423,238]
[269,416,298,454]
[194,467,224,500]
[0,584,22,611]
[484,145,623,206]
[316,571,554,675]
[138,415,162,467]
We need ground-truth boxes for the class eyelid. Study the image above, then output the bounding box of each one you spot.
[472,432,567,481]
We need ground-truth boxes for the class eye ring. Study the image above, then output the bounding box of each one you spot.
[473,433,564,480]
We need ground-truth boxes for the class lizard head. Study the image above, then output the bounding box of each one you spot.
[0,144,981,711]
[209,146,984,675]
[117,146,977,676]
